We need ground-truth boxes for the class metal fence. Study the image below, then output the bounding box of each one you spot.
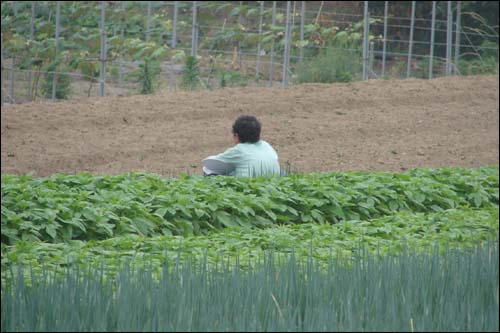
[1,1,498,105]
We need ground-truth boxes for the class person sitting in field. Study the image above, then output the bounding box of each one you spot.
[203,115,281,177]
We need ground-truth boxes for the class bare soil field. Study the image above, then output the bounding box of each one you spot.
[1,75,498,177]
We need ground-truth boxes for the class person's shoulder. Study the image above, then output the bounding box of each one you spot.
[229,143,250,155]
[216,143,244,159]
[259,140,275,148]
[232,143,246,151]
[259,140,278,155]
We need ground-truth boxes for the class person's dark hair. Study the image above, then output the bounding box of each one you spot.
[232,115,261,143]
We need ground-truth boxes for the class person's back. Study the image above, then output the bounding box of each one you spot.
[205,115,280,177]
[215,139,280,177]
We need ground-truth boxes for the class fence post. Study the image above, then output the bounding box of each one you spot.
[9,56,14,102]
[429,1,436,79]
[454,1,462,75]
[100,1,106,97]
[172,1,178,48]
[299,1,305,63]
[9,3,14,102]
[446,1,453,76]
[52,1,61,101]
[381,1,388,77]
[287,1,294,80]
[169,1,179,91]
[369,41,374,76]
[1,32,4,106]
[28,2,35,100]
[256,1,264,80]
[119,1,125,86]
[268,1,277,87]
[191,1,198,57]
[362,1,369,80]
[282,1,292,88]
[237,1,243,68]
[146,1,152,41]
[407,1,415,78]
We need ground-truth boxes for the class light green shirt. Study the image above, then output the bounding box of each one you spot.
[214,140,280,177]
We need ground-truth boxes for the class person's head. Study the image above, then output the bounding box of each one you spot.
[232,115,261,144]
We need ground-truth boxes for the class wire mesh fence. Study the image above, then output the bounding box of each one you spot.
[1,1,498,105]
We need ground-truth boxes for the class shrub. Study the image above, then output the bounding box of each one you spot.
[41,63,72,99]
[181,56,200,90]
[138,59,161,94]
[457,41,499,76]
[219,70,249,88]
[296,41,362,83]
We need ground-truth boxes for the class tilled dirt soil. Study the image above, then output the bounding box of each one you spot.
[1,75,498,177]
